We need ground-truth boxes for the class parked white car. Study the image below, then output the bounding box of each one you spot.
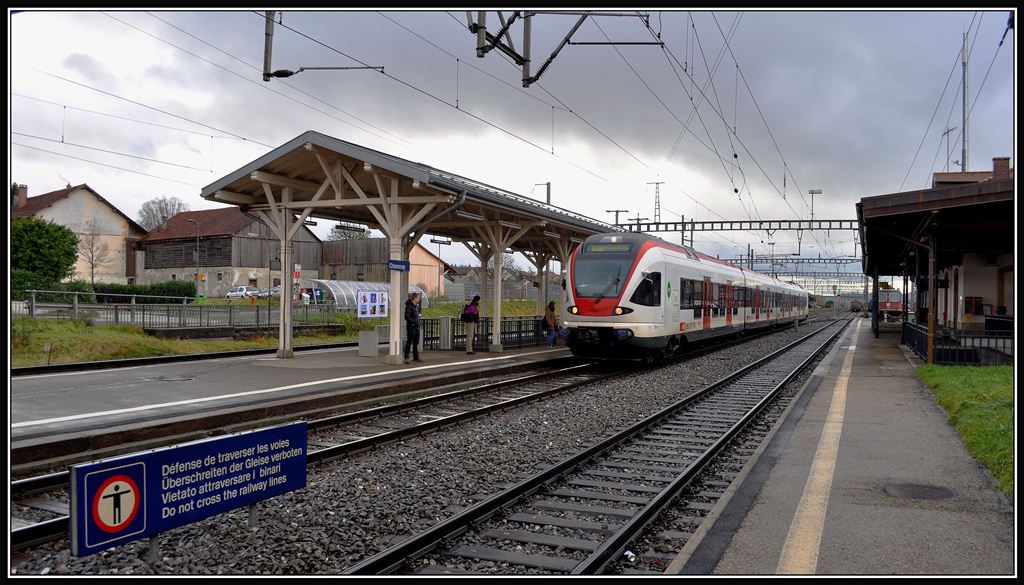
[226,286,259,299]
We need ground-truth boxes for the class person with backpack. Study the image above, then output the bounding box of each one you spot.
[543,301,558,348]
[461,295,481,354]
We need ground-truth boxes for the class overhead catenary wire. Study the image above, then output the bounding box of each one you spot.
[13,93,237,139]
[926,17,1008,184]
[104,12,408,148]
[433,10,773,247]
[12,142,201,187]
[12,131,213,173]
[149,11,411,147]
[898,13,976,191]
[33,69,274,149]
[269,11,612,183]
[648,13,835,257]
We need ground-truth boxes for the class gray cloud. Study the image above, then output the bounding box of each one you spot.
[12,9,1015,265]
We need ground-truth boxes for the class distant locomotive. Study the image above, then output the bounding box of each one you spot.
[562,233,808,360]
[849,299,865,312]
[873,288,904,321]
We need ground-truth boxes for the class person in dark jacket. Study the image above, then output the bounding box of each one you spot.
[462,295,481,354]
[404,292,423,364]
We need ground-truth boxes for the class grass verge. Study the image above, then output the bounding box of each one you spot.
[916,365,1014,499]
[10,301,548,368]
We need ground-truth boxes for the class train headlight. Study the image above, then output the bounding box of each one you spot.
[614,329,634,340]
[614,307,633,315]
[569,306,579,314]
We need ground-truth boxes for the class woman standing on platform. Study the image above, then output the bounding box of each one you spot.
[543,301,558,348]
[462,295,481,354]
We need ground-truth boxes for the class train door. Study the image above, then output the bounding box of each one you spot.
[703,277,712,330]
[725,282,733,326]
[669,272,680,330]
[754,286,761,320]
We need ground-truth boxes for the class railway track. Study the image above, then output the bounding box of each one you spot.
[10,319,827,553]
[342,318,849,575]
[9,362,621,551]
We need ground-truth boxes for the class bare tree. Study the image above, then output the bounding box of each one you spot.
[78,219,111,286]
[138,196,190,231]
[487,252,518,280]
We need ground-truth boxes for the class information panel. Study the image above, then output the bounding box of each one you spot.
[357,290,389,319]
[71,422,307,557]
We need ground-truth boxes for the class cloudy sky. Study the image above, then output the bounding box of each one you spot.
[8,9,1016,279]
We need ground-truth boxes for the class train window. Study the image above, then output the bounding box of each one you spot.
[680,279,691,310]
[572,256,631,299]
[630,271,661,306]
[718,284,727,317]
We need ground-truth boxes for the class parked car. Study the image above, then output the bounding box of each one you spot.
[256,286,284,299]
[226,286,259,299]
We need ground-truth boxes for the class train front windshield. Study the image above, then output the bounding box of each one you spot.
[572,253,634,300]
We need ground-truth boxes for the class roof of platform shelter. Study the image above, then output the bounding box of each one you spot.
[856,177,1013,275]
[200,130,620,252]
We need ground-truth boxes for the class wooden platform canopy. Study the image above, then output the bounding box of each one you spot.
[200,130,618,361]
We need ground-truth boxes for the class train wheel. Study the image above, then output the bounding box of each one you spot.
[666,336,680,357]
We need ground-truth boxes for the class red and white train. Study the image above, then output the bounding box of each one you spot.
[563,232,808,360]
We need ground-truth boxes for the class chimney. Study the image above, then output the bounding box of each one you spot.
[159,214,168,232]
[13,184,28,209]
[992,157,1010,180]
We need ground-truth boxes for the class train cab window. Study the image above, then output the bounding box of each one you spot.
[630,271,661,306]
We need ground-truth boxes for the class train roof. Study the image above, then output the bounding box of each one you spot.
[582,232,806,292]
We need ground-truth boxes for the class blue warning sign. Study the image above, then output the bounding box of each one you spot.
[71,422,307,556]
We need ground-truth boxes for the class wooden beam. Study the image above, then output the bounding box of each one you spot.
[251,170,320,192]
[273,196,452,209]
[213,190,256,205]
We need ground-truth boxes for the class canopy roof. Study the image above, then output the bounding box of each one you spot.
[311,280,429,310]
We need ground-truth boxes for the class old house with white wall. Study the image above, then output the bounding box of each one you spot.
[11,183,146,284]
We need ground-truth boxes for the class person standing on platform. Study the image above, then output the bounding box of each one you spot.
[462,295,481,354]
[543,301,558,348]
[404,292,423,364]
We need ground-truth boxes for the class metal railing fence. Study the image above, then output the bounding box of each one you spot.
[903,321,1013,365]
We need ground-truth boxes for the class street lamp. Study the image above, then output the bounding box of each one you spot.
[186,219,200,298]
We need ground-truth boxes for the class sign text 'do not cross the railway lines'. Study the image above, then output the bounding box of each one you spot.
[70,422,307,556]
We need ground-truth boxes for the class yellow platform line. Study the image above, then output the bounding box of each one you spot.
[777,319,860,574]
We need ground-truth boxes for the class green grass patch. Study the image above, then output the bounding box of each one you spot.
[10,301,549,367]
[916,365,1014,499]
[10,317,353,367]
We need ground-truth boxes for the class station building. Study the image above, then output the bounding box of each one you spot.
[857,157,1013,364]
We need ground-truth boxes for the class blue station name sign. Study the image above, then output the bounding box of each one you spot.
[70,421,307,556]
[387,259,410,272]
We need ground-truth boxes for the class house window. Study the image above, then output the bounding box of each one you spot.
[217,272,224,282]
[171,274,176,280]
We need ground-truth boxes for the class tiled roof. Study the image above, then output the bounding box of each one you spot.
[11,184,81,219]
[137,207,254,241]
[11,183,148,234]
